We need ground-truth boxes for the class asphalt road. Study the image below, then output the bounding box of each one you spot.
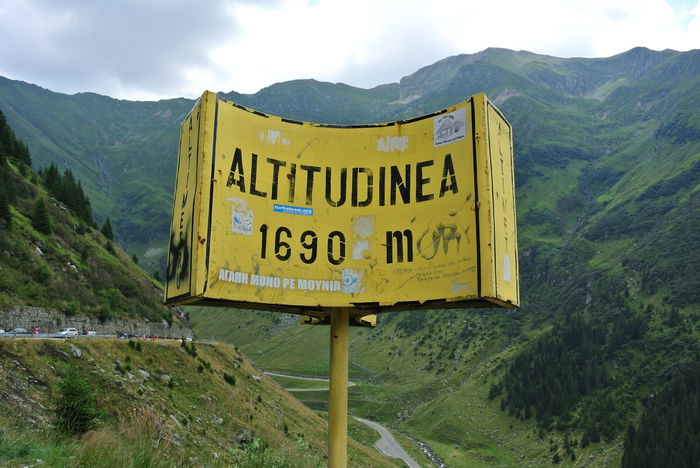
[353,417,421,468]
[266,371,421,467]
[263,370,357,391]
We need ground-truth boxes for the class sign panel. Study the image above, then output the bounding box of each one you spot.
[165,92,518,316]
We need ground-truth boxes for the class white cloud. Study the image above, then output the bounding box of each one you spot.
[0,0,697,100]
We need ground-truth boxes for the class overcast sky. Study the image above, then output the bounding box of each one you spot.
[0,0,697,101]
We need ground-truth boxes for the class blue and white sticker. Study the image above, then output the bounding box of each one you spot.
[228,198,253,235]
[341,268,363,294]
[273,204,314,216]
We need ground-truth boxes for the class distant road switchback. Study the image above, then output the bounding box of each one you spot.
[265,371,420,467]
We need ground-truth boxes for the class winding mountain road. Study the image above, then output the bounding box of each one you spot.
[353,416,421,468]
[265,371,420,467]
[263,370,357,391]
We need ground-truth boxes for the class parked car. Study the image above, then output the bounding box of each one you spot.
[87,331,97,336]
[57,327,78,337]
[7,328,28,335]
[0,329,5,334]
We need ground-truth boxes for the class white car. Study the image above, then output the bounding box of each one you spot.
[57,327,78,337]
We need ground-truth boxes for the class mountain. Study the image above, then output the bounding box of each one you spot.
[0,109,179,329]
[2,46,700,465]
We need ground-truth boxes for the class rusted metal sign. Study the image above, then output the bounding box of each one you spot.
[165,92,518,317]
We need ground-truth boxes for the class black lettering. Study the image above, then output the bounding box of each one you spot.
[275,226,292,261]
[327,231,346,265]
[226,147,245,192]
[379,166,386,206]
[250,153,267,197]
[300,165,321,205]
[266,157,286,200]
[300,230,318,264]
[352,168,373,207]
[287,163,296,203]
[386,229,413,264]
[416,160,434,202]
[390,165,411,205]
[325,167,347,207]
[440,153,459,197]
[259,224,268,258]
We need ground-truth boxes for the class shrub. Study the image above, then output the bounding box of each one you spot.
[55,364,101,436]
[62,301,80,317]
[180,339,197,358]
[127,340,142,352]
[223,373,236,385]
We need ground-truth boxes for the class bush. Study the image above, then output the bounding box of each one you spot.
[223,373,236,385]
[55,364,101,436]
[180,339,197,358]
[62,301,80,317]
[127,340,142,352]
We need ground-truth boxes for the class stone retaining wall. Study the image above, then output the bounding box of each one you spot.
[0,305,193,339]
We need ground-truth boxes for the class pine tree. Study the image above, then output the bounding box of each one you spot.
[55,364,100,435]
[0,193,11,230]
[42,162,61,196]
[0,109,31,167]
[101,217,113,241]
[40,164,93,224]
[31,198,52,234]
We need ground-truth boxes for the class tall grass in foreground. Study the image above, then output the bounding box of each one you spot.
[230,437,324,468]
[0,407,323,467]
[0,408,178,468]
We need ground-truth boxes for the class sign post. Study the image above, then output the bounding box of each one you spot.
[328,308,350,467]
[164,91,519,467]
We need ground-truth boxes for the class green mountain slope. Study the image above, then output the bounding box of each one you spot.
[0,110,173,325]
[0,78,193,271]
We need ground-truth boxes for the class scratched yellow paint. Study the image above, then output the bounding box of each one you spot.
[165,91,518,315]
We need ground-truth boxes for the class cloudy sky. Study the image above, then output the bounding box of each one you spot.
[0,0,697,101]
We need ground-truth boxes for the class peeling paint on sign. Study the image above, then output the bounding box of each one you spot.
[165,92,519,312]
[376,135,409,153]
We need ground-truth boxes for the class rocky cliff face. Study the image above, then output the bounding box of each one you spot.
[0,305,193,338]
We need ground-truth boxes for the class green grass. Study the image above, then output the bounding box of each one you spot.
[0,338,398,468]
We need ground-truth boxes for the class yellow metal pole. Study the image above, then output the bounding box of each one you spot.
[328,308,349,468]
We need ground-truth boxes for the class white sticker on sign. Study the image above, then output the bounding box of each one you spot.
[503,255,511,282]
[341,268,364,294]
[434,108,467,147]
[228,198,253,235]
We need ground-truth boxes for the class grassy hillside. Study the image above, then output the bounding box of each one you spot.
[0,110,173,325]
[0,337,395,467]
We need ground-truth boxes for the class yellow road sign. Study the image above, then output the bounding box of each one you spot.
[165,92,518,316]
